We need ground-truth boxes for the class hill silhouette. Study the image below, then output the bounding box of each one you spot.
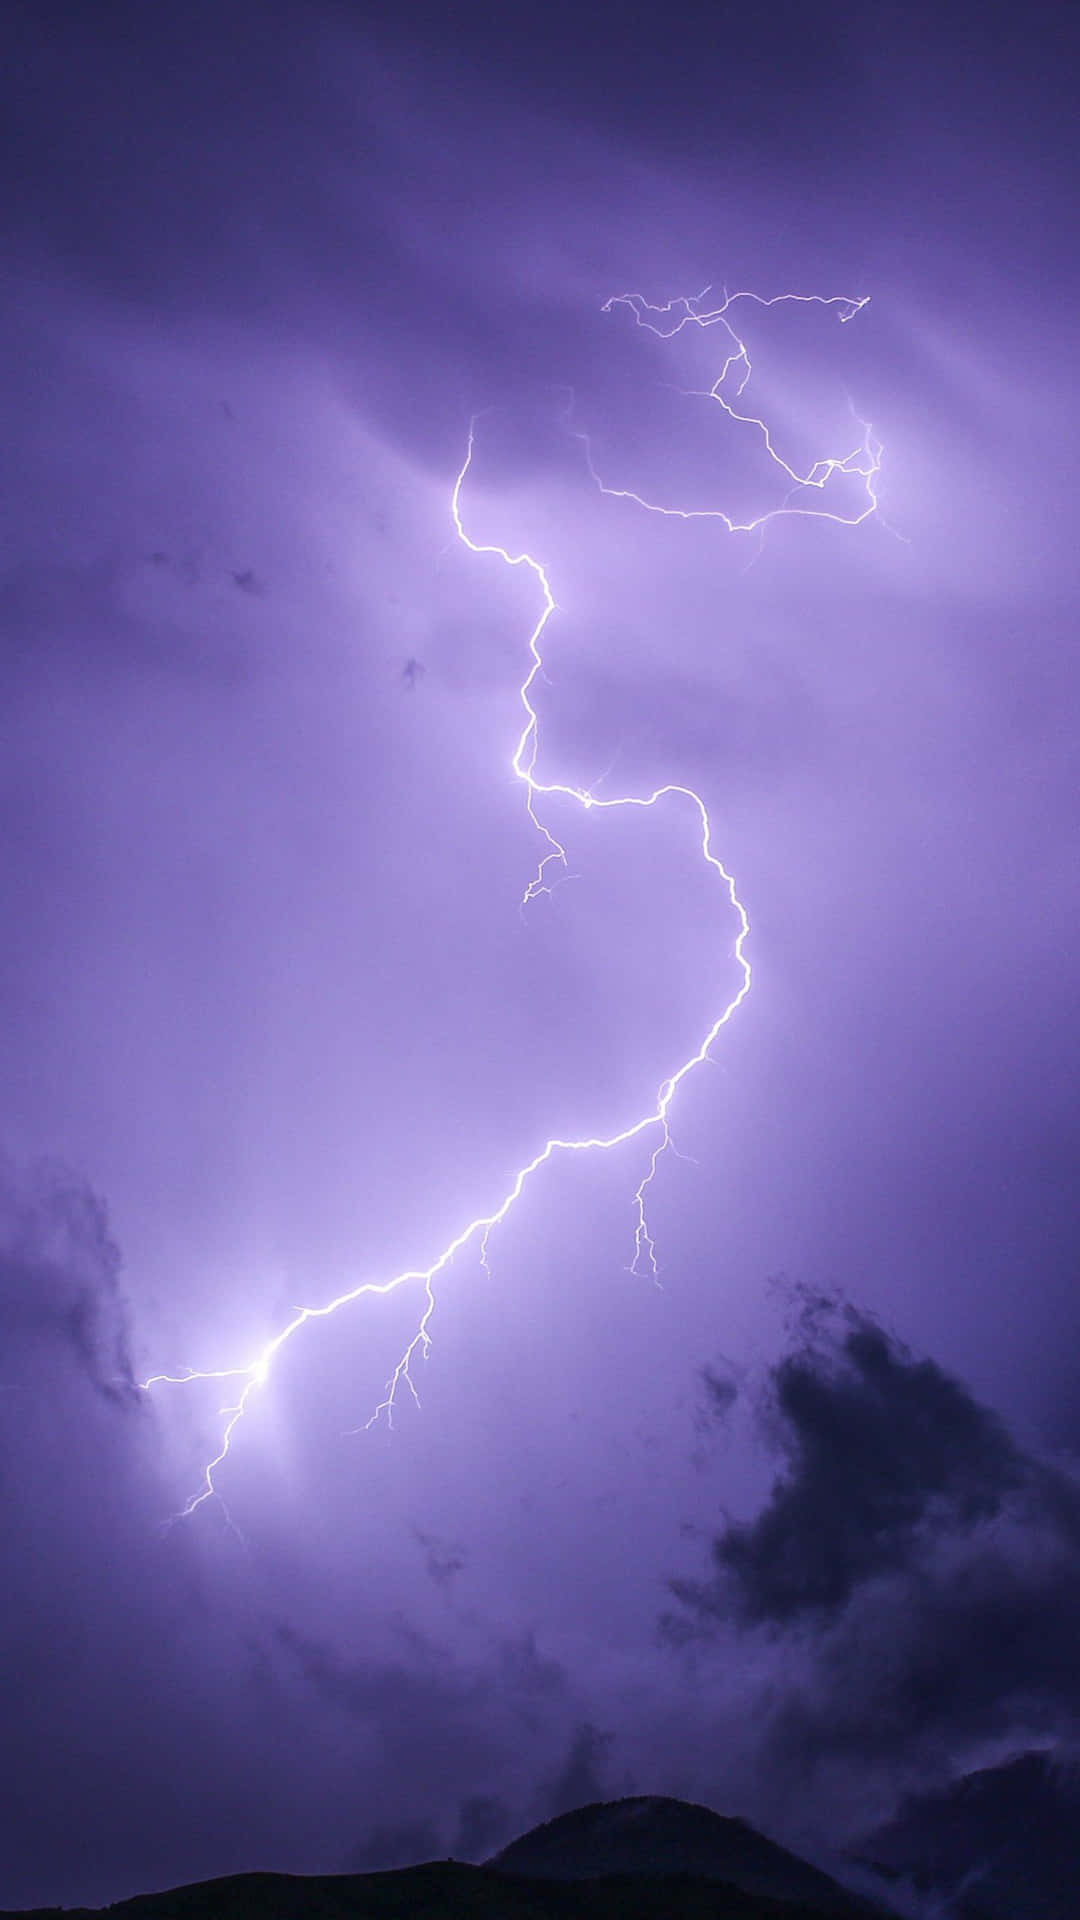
[2,1796,897,1920]
[489,1795,881,1914]
[0,1864,890,1920]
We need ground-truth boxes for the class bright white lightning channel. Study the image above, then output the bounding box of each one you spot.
[143,286,881,1519]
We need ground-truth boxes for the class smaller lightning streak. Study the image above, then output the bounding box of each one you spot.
[588,287,881,531]
[143,285,878,1520]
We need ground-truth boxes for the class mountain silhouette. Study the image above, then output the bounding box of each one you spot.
[2,1796,900,1920]
[488,1795,886,1914]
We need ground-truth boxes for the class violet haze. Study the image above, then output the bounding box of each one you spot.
[1,0,1078,1908]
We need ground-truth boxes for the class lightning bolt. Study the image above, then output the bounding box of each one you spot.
[142,285,881,1519]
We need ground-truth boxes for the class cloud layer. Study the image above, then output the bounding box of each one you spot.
[668,1288,1080,1837]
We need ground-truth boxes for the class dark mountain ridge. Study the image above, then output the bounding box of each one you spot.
[0,1863,890,1920]
[3,1795,898,1920]
[489,1794,883,1914]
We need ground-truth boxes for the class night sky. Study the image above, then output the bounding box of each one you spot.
[2,0,1079,1908]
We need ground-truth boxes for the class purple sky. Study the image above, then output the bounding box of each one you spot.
[2,1,1079,1907]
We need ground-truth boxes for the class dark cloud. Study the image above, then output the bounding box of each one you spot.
[667,1289,1080,1801]
[452,1792,511,1860]
[852,1746,1080,1920]
[538,1722,615,1820]
[414,1525,467,1588]
[682,1292,1026,1626]
[688,1360,741,1474]
[0,1158,136,1402]
[699,1363,739,1422]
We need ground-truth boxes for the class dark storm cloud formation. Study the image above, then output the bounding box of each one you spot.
[0,1158,135,1400]
[681,1292,1026,1623]
[539,1721,615,1820]
[414,1525,467,1587]
[453,1791,511,1860]
[669,1290,1080,1792]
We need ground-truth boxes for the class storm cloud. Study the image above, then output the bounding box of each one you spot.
[0,1158,136,1400]
[668,1289,1080,1816]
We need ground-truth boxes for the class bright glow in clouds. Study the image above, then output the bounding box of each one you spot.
[143,287,882,1520]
